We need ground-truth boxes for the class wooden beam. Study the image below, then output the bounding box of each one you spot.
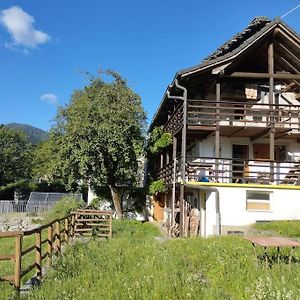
[250,128,270,142]
[228,72,300,80]
[275,26,300,52]
[275,54,300,76]
[276,42,300,69]
[228,127,245,137]
[275,130,292,140]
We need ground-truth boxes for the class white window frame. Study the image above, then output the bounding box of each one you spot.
[246,190,272,212]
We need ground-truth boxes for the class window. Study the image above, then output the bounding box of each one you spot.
[246,191,271,211]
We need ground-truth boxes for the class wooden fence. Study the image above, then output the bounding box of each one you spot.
[0,210,113,292]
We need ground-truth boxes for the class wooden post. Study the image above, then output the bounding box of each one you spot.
[64,217,69,244]
[71,214,76,238]
[35,231,42,281]
[172,136,177,226]
[47,224,53,267]
[268,42,275,181]
[56,221,61,254]
[14,234,22,291]
[109,214,112,238]
[215,82,221,182]
[166,152,170,165]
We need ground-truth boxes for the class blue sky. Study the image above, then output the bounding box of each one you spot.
[0,1,300,131]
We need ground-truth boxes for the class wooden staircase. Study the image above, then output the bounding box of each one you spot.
[282,163,300,185]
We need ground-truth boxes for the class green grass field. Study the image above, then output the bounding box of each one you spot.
[2,220,300,299]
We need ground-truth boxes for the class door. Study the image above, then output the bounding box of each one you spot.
[232,144,249,182]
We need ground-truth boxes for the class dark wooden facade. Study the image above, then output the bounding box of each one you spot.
[149,17,300,236]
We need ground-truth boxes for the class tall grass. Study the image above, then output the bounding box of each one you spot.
[253,220,300,238]
[18,220,300,300]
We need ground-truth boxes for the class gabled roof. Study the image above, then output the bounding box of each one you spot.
[150,17,300,130]
[178,17,300,77]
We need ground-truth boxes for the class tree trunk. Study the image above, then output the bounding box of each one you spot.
[109,185,123,219]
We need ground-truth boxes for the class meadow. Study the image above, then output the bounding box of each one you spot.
[1,220,300,299]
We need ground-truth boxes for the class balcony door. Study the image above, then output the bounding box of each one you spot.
[232,144,249,182]
[253,144,286,162]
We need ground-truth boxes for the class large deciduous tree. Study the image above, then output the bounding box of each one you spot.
[48,71,146,218]
[0,125,32,186]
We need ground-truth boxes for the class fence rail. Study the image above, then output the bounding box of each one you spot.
[0,209,113,292]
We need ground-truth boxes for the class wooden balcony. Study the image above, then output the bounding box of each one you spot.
[187,99,300,138]
[157,156,300,186]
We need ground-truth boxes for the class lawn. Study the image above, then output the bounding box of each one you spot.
[253,220,300,238]
[0,220,293,300]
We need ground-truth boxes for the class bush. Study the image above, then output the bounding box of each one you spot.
[149,179,166,195]
[44,195,85,223]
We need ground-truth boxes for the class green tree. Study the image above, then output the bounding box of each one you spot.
[0,125,32,186]
[47,71,146,218]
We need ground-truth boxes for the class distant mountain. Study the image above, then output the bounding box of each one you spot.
[5,123,49,144]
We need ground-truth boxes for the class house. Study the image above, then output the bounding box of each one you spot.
[149,17,300,237]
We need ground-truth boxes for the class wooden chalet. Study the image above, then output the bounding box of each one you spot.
[149,17,300,237]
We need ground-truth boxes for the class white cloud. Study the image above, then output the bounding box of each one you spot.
[0,6,50,51]
[40,93,58,105]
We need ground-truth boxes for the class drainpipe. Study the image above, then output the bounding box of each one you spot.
[184,184,221,235]
[166,78,187,237]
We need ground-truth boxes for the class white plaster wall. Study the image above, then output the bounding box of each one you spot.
[204,187,300,236]
[205,191,217,236]
[195,137,300,161]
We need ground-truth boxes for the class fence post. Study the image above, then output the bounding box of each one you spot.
[109,214,112,238]
[35,231,42,281]
[64,217,69,244]
[71,214,76,238]
[56,221,61,254]
[47,224,53,267]
[14,234,22,292]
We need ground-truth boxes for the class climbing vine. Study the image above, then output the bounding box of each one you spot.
[149,127,172,153]
[149,179,167,195]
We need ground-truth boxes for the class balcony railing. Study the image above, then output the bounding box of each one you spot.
[157,156,300,186]
[187,100,300,130]
[187,157,300,185]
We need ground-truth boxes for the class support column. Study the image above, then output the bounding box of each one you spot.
[215,82,221,182]
[171,136,177,226]
[268,42,275,181]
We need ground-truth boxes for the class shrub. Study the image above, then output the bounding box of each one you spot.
[149,179,166,195]
[44,195,85,223]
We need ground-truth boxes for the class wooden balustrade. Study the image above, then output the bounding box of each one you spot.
[156,155,300,186]
[0,210,113,292]
[187,99,300,130]
[186,157,300,185]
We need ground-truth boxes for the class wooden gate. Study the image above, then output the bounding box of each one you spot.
[74,209,113,238]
